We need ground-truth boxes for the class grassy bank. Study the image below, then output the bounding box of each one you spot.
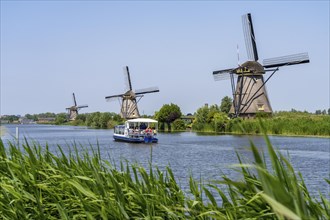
[0,133,329,219]
[192,113,330,137]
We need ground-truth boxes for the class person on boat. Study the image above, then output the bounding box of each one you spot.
[145,127,152,135]
[140,123,147,130]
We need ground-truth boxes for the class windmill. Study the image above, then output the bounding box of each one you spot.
[213,13,310,118]
[66,93,88,121]
[105,66,159,119]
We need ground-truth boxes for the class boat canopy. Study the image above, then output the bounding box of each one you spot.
[126,118,158,123]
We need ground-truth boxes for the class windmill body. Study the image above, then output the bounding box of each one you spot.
[105,66,159,119]
[213,13,309,118]
[66,93,88,121]
[229,61,272,118]
[120,90,140,119]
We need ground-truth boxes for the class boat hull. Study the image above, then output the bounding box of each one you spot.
[113,134,158,143]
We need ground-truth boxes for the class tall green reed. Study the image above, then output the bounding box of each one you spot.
[0,127,329,219]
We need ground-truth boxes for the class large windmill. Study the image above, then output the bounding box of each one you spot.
[213,13,310,118]
[66,93,88,121]
[105,66,159,119]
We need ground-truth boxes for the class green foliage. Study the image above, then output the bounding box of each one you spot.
[213,112,229,132]
[75,113,86,122]
[194,105,209,124]
[85,112,122,129]
[24,114,38,121]
[172,119,186,131]
[55,113,67,125]
[156,103,182,131]
[156,103,182,123]
[37,112,56,118]
[0,115,19,123]
[0,130,329,219]
[193,109,330,136]
[192,104,229,132]
[220,96,232,114]
[230,112,330,136]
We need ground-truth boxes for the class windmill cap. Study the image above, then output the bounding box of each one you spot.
[237,61,265,74]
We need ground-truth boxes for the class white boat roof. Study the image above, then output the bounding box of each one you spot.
[126,118,158,123]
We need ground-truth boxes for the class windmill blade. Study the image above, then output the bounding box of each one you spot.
[135,87,160,95]
[72,93,77,106]
[105,97,121,102]
[77,105,88,109]
[213,68,236,81]
[105,93,124,100]
[242,13,259,61]
[263,52,310,68]
[123,66,133,91]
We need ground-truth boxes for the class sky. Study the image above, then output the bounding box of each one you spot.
[1,1,329,116]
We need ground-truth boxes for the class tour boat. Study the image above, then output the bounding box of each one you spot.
[113,118,158,143]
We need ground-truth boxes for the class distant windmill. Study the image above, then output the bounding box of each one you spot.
[105,66,159,119]
[213,13,310,118]
[66,93,88,121]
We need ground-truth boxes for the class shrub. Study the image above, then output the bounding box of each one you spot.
[172,119,186,131]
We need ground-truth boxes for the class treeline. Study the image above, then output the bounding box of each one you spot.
[2,96,330,136]
[55,112,125,129]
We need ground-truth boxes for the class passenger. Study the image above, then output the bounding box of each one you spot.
[140,123,147,130]
[145,127,152,134]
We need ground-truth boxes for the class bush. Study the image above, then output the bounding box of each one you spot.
[172,119,186,131]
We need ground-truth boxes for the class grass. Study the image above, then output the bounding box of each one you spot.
[0,132,329,219]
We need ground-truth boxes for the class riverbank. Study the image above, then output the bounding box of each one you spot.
[192,113,330,137]
[4,111,330,137]
[192,130,330,139]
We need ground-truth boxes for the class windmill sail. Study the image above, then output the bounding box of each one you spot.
[242,13,259,61]
[124,66,133,91]
[213,68,237,81]
[263,52,310,68]
[135,87,160,95]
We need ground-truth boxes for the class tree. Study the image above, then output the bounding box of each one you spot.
[25,114,38,121]
[192,105,211,131]
[76,114,87,122]
[99,112,112,128]
[156,103,182,131]
[220,96,232,114]
[213,112,229,132]
[207,105,220,123]
[172,119,186,131]
[55,113,67,125]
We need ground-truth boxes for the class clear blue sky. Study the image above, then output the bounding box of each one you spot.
[1,1,329,116]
